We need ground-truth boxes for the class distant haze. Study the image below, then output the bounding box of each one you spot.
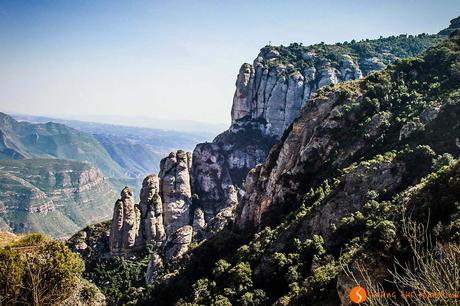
[1,0,459,125]
[13,112,227,135]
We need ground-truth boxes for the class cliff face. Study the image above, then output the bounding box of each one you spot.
[231,49,363,137]
[191,33,444,228]
[0,159,116,238]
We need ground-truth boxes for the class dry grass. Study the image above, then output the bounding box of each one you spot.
[0,231,20,248]
[344,214,460,306]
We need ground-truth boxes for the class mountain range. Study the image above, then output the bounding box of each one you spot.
[62,14,460,306]
[1,12,460,306]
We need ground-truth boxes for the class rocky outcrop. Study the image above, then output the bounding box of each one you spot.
[68,221,111,262]
[230,48,363,137]
[438,16,460,36]
[159,150,193,234]
[61,277,107,306]
[109,151,197,259]
[109,187,142,256]
[139,175,166,247]
[164,225,193,261]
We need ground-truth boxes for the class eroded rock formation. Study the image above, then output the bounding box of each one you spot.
[109,187,142,255]
[190,45,378,229]
[109,151,196,259]
[160,150,193,234]
[230,49,364,137]
[139,175,166,247]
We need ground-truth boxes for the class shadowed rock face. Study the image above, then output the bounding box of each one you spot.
[191,143,238,222]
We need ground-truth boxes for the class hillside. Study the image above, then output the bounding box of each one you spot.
[0,159,117,238]
[0,112,126,177]
[12,114,212,177]
[191,21,454,239]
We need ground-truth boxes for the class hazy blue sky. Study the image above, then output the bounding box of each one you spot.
[0,1,459,125]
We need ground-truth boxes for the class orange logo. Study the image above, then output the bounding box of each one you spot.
[349,286,367,304]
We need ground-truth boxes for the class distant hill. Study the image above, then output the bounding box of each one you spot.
[0,112,126,177]
[0,159,116,238]
[12,114,213,177]
[42,113,227,136]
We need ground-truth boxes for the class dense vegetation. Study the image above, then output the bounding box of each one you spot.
[267,33,444,75]
[0,233,86,305]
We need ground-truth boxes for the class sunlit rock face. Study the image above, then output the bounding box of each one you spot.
[139,174,166,247]
[159,150,193,234]
[109,187,142,256]
[230,47,364,138]
[109,151,196,259]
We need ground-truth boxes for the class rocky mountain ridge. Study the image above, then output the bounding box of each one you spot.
[234,29,460,233]
[135,28,460,306]
[190,30,448,228]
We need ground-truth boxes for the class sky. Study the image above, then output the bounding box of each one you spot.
[0,0,459,125]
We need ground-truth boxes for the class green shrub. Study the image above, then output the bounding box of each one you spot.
[0,233,84,306]
[0,248,24,305]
